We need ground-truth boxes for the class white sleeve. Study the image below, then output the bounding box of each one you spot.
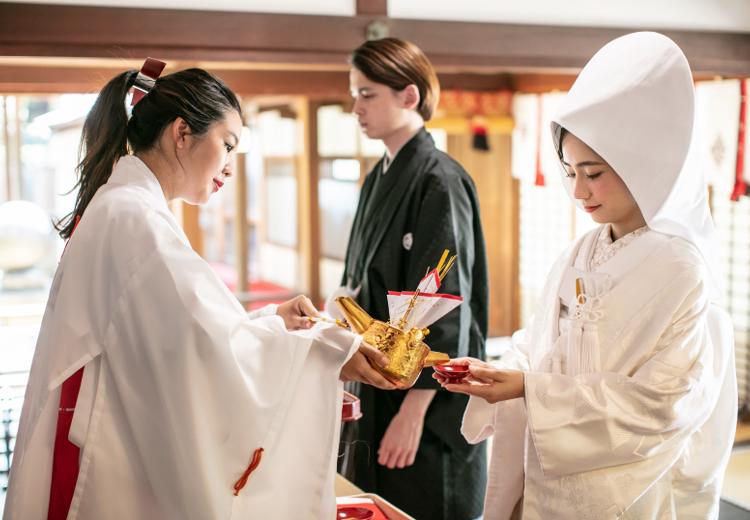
[460,329,531,444]
[106,239,352,519]
[247,303,278,320]
[461,396,496,443]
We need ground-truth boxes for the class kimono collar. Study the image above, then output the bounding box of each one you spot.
[383,128,428,173]
[384,127,433,172]
[589,224,649,271]
[107,155,170,213]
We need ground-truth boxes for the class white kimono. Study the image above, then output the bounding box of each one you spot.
[4,155,360,520]
[462,227,737,519]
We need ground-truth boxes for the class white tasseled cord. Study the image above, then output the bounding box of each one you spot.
[567,278,609,375]
[565,323,582,376]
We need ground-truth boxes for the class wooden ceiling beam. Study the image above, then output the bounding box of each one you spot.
[356,0,387,17]
[1,3,749,76]
[0,63,516,96]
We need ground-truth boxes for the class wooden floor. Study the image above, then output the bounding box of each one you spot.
[736,421,750,445]
[724,447,750,508]
[724,423,750,513]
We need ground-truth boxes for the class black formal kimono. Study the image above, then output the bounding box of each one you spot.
[339,128,488,520]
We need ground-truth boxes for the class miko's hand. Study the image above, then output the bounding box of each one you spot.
[276,295,318,330]
[340,343,396,390]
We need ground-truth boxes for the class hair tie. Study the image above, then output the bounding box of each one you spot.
[131,57,166,106]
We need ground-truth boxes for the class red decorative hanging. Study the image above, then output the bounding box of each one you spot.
[730,79,747,201]
[534,95,545,186]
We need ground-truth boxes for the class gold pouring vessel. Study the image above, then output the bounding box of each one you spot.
[332,250,458,389]
[335,296,449,389]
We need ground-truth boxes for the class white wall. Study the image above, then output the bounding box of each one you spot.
[3,0,355,16]
[8,0,749,31]
[9,0,750,32]
[320,257,345,301]
[389,0,750,33]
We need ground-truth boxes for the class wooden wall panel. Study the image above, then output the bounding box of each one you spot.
[447,131,519,337]
[356,0,387,17]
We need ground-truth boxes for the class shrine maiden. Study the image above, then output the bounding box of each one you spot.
[438,32,737,519]
[4,63,387,520]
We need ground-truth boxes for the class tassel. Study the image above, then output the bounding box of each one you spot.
[580,324,599,374]
[565,325,582,376]
[565,323,599,375]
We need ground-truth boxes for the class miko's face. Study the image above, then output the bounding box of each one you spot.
[178,110,242,204]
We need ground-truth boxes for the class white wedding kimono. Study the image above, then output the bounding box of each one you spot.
[462,227,737,519]
[4,155,360,520]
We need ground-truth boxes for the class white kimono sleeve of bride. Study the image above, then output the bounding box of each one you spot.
[461,328,532,444]
[461,329,531,520]
[524,272,724,478]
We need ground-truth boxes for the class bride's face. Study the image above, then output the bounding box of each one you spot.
[561,132,644,238]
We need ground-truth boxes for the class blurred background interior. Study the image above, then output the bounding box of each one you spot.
[0,0,749,517]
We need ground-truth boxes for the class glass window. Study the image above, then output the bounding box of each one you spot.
[316,103,385,298]
[0,93,96,492]
[199,106,302,304]
[0,96,7,202]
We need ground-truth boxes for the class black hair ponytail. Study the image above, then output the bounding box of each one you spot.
[56,70,137,239]
[56,66,241,239]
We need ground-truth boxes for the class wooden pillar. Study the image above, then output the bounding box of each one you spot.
[234,154,249,296]
[447,124,519,337]
[182,203,203,256]
[295,97,322,305]
[169,200,204,257]
[11,96,21,200]
[2,95,21,201]
[2,96,10,201]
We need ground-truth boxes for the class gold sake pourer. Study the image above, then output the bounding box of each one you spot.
[335,296,450,389]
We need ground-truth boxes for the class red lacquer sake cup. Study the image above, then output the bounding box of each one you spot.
[433,363,470,383]
[342,391,363,422]
[337,506,375,519]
